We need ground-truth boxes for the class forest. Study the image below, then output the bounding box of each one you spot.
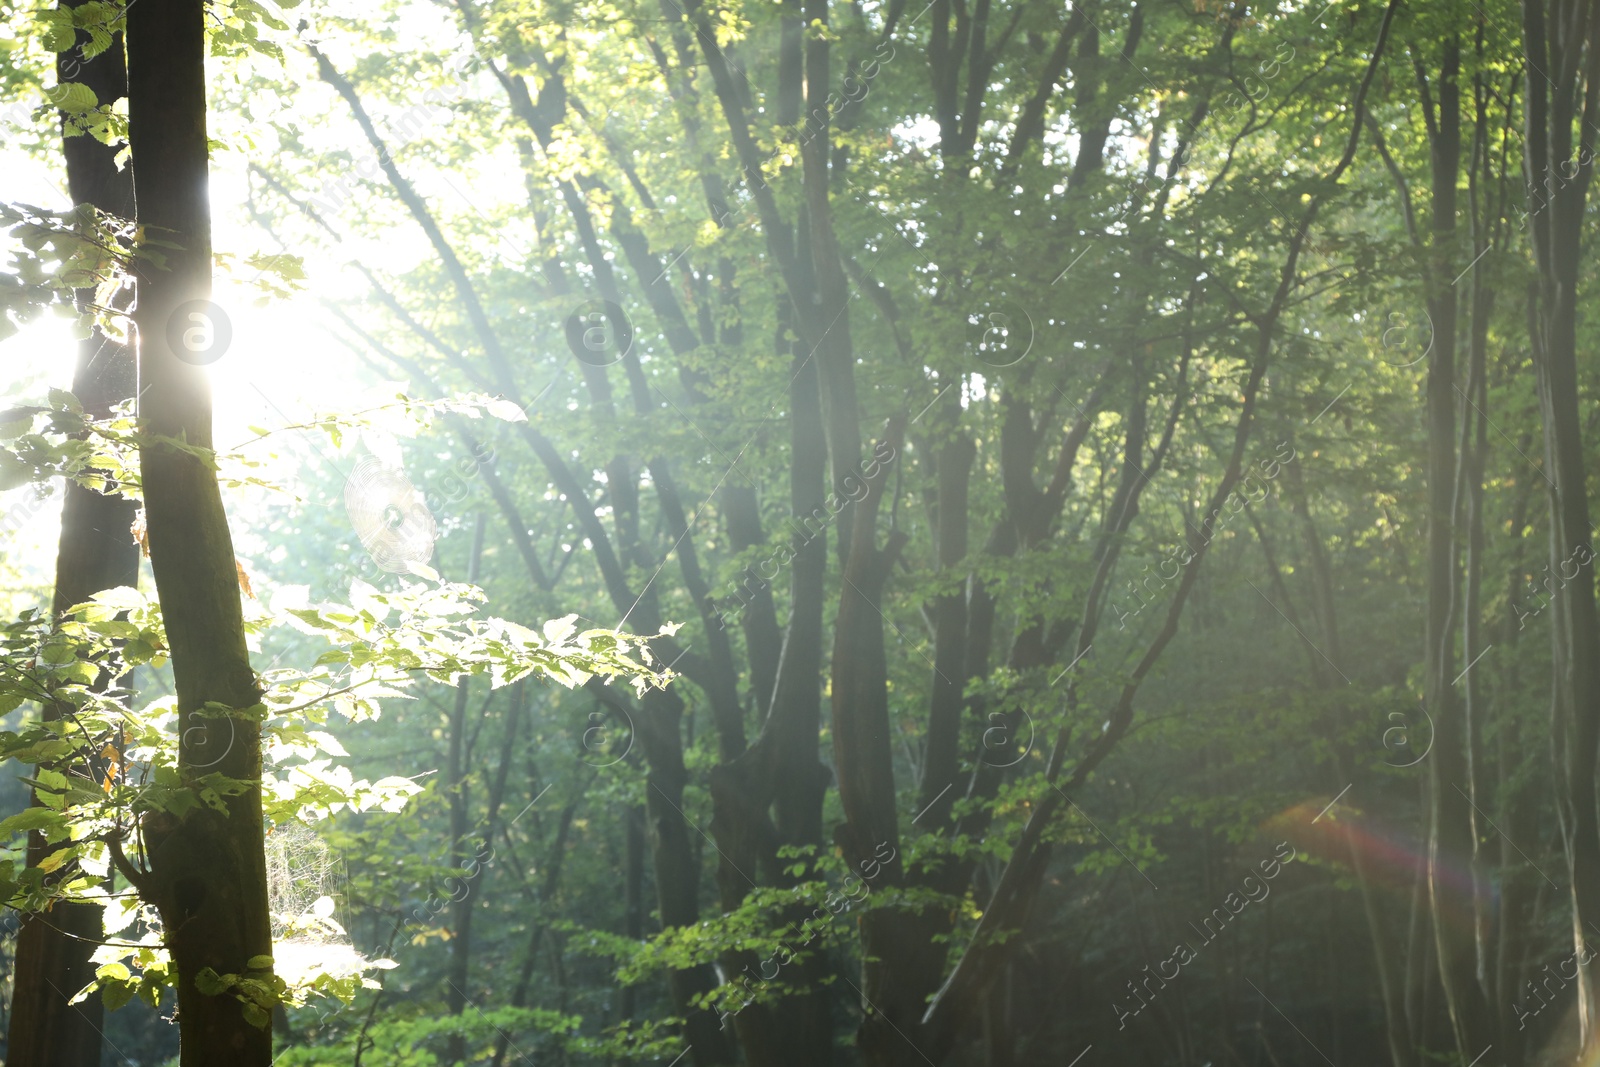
[0,0,1597,1062]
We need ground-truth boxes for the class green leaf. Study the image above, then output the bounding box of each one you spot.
[39,9,75,51]
[543,615,578,644]
[101,981,136,1012]
[0,454,35,492]
[44,83,99,115]
[87,587,144,612]
[34,768,69,793]
[103,896,140,936]
[194,967,231,996]
[46,387,83,414]
[486,398,527,422]
[95,961,130,982]
[287,609,340,631]
[0,808,63,837]
[56,660,98,686]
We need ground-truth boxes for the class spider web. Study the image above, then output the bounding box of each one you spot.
[266,823,369,985]
[266,822,346,939]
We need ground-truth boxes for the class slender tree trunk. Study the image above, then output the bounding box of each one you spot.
[1404,778,1431,1051]
[1281,480,1411,1067]
[981,965,1014,1067]
[1382,32,1496,1058]
[445,515,487,1063]
[619,803,644,1024]
[1520,0,1600,1043]
[1460,261,1495,1046]
[719,486,781,718]
[919,433,974,828]
[126,0,272,1059]
[1493,406,1540,1064]
[491,791,577,1067]
[6,4,139,1062]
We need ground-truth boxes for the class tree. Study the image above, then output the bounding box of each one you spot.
[122,0,275,1058]
[5,1,137,1062]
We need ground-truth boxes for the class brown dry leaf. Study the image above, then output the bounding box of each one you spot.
[130,509,149,558]
[236,560,256,600]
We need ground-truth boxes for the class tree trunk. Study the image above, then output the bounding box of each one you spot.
[126,0,272,1059]
[6,4,139,1063]
[445,514,487,1063]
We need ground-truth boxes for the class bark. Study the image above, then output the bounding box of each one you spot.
[7,3,139,1062]
[125,0,272,1059]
